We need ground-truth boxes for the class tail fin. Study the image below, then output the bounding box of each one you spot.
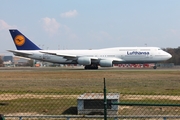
[9,29,41,50]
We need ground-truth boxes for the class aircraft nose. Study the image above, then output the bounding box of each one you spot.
[167,53,172,59]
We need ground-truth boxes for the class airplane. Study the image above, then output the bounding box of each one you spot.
[8,29,172,69]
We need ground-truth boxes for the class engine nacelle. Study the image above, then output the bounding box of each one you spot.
[99,59,113,67]
[77,57,91,65]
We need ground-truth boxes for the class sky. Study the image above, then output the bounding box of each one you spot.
[1,0,180,55]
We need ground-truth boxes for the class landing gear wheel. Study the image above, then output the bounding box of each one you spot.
[153,66,157,69]
[84,65,98,70]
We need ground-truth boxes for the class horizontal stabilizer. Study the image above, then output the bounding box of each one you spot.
[7,50,33,55]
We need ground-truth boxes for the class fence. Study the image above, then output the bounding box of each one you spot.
[0,69,180,120]
[1,80,180,120]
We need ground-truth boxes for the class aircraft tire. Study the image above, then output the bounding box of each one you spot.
[84,65,98,70]
[153,66,157,69]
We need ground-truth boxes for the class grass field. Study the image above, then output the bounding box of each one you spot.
[0,67,180,95]
[0,67,180,115]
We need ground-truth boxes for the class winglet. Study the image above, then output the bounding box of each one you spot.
[9,29,41,50]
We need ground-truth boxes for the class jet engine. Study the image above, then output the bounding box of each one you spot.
[77,57,91,65]
[99,59,113,67]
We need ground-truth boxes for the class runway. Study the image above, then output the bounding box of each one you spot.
[0,66,179,72]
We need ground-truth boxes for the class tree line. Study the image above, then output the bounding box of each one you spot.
[0,56,3,66]
[163,47,180,65]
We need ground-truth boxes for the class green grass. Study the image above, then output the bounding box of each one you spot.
[0,68,180,115]
[0,98,77,115]
[0,69,179,95]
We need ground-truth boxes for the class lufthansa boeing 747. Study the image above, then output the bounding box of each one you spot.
[8,29,172,69]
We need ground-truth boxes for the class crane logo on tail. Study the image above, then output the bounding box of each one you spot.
[14,35,25,46]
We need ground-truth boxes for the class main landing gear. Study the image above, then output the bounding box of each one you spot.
[84,65,98,69]
[153,63,157,69]
[153,66,157,69]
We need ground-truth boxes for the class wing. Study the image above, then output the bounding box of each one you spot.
[40,51,123,62]
[40,51,77,60]
[40,51,99,61]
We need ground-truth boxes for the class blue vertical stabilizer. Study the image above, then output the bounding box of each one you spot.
[9,29,41,50]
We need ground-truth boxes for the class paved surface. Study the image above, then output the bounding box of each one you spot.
[0,66,179,72]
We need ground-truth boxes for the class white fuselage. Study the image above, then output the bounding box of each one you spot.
[12,47,172,65]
